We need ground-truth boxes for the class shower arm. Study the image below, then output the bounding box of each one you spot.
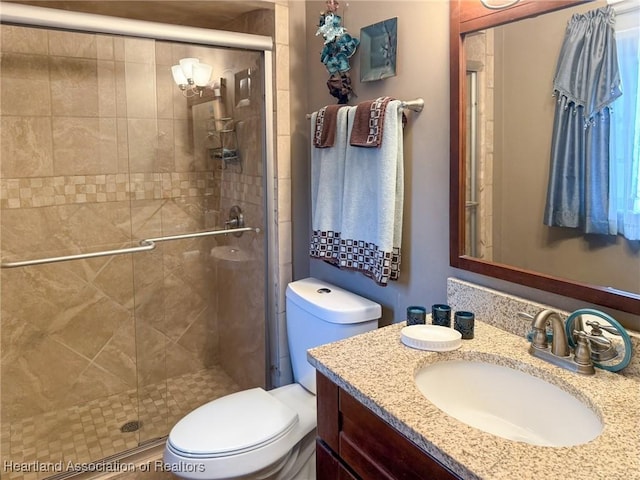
[0,226,261,269]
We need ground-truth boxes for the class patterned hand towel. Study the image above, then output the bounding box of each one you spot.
[340,99,404,285]
[313,104,346,148]
[309,106,351,262]
[349,96,393,148]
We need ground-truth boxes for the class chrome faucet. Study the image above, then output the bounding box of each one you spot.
[519,310,595,375]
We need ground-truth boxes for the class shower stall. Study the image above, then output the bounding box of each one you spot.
[0,4,275,478]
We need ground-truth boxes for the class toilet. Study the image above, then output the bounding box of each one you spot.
[163,277,381,480]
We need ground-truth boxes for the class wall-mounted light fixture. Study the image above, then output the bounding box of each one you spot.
[480,0,520,9]
[171,58,213,97]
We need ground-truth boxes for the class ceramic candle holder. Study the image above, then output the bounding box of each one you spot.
[431,304,452,327]
[454,311,475,339]
[407,306,427,325]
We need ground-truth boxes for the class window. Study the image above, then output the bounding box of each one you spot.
[609,0,640,240]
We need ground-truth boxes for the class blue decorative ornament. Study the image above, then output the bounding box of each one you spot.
[323,54,340,75]
[336,33,359,59]
[323,52,350,75]
[320,44,331,63]
[316,13,357,74]
[316,13,345,44]
[316,1,358,103]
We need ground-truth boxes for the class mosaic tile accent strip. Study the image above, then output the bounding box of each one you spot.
[0,172,219,209]
[219,173,264,207]
[1,366,241,480]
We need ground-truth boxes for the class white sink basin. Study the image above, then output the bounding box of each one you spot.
[415,360,603,447]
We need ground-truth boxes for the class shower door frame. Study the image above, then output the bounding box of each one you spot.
[0,0,277,469]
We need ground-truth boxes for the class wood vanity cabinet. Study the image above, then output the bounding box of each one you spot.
[316,372,461,480]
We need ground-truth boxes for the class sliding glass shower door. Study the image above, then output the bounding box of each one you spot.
[0,23,267,478]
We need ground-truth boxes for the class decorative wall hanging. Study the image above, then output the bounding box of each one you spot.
[316,0,359,104]
[360,17,398,82]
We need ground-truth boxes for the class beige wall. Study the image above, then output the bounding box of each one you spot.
[298,1,453,323]
[492,1,639,295]
[293,1,639,330]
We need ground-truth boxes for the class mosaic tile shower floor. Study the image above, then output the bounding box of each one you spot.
[1,367,241,480]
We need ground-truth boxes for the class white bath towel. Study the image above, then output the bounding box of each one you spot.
[339,99,404,285]
[309,107,351,263]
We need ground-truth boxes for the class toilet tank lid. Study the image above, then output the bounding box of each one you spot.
[286,277,381,324]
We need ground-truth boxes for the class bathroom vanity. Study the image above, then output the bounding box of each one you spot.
[316,372,459,479]
[308,307,640,479]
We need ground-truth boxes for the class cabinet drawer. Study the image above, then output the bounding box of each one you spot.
[316,372,461,480]
[317,438,359,480]
[339,389,459,480]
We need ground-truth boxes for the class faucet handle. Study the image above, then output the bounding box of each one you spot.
[580,332,611,347]
[573,330,597,375]
[585,319,621,336]
[572,331,596,375]
[517,312,535,321]
[519,311,551,349]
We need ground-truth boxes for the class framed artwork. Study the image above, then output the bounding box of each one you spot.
[360,17,397,82]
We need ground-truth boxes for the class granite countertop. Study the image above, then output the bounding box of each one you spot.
[307,320,640,480]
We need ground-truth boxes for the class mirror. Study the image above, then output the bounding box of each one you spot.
[450,0,640,316]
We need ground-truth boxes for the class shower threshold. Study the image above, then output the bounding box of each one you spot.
[42,438,167,480]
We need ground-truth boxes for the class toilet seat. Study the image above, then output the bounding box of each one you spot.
[167,388,298,458]
[164,384,317,480]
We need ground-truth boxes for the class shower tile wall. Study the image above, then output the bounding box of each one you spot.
[0,22,265,467]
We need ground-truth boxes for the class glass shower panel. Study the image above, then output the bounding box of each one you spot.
[139,41,267,440]
[1,25,267,477]
[0,25,144,474]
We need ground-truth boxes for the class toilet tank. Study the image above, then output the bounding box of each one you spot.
[285,277,381,394]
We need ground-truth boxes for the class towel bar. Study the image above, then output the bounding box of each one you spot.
[306,97,424,119]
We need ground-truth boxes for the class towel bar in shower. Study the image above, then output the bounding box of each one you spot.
[0,226,261,268]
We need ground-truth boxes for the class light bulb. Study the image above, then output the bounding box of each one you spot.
[192,63,213,87]
[179,58,199,81]
[171,65,188,87]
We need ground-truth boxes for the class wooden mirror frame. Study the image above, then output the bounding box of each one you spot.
[449,0,640,316]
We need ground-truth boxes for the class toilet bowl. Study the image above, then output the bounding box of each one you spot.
[164,278,381,480]
[164,384,316,480]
